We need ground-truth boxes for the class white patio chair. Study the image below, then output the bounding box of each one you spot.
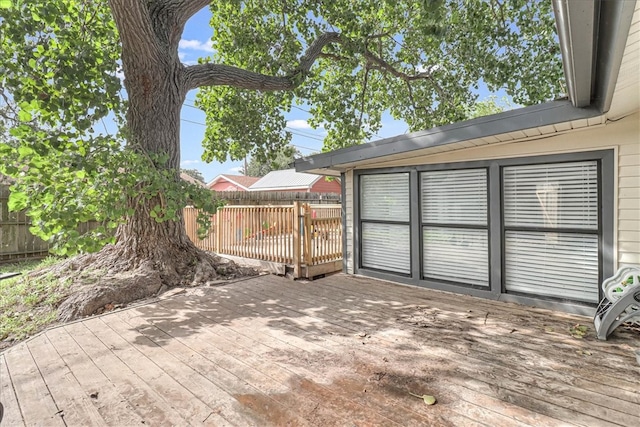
[594,267,640,340]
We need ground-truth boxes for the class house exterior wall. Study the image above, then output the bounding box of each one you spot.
[210,179,247,192]
[344,112,639,286]
[345,170,355,274]
[309,177,342,193]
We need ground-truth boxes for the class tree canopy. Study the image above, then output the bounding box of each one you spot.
[181,168,206,183]
[198,0,564,161]
[242,145,302,177]
[0,0,564,256]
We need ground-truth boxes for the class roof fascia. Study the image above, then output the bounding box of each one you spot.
[593,0,637,112]
[248,186,309,192]
[295,100,600,172]
[552,0,598,108]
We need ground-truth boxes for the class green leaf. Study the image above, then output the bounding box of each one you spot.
[18,109,33,122]
[17,145,34,157]
[8,191,28,211]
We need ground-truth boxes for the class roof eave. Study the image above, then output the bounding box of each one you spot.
[552,0,598,108]
[295,100,600,173]
[553,0,637,112]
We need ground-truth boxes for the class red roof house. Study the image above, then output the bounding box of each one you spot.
[207,174,261,192]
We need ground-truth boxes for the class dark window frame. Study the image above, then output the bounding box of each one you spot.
[358,172,412,277]
[419,167,491,289]
[353,149,614,311]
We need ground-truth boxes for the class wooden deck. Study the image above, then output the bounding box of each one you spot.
[1,274,639,426]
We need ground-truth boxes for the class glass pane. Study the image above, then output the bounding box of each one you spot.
[362,222,411,274]
[503,161,598,229]
[423,227,489,287]
[422,169,487,225]
[504,231,599,303]
[361,173,410,222]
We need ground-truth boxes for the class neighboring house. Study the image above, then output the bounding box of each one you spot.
[295,1,640,315]
[180,172,206,187]
[248,169,341,193]
[207,174,260,191]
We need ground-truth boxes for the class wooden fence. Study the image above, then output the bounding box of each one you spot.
[213,191,341,205]
[2,180,343,277]
[0,185,50,263]
[184,202,343,278]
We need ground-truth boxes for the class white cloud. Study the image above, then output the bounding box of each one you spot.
[181,159,201,166]
[286,119,312,129]
[179,39,214,52]
[227,166,243,173]
[417,64,442,74]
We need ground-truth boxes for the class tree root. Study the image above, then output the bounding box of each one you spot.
[29,244,259,322]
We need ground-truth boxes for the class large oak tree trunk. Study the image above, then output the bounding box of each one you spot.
[115,60,192,263]
[53,1,258,321]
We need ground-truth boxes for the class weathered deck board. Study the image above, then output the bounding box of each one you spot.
[2,274,639,426]
[64,321,191,426]
[44,327,147,427]
[2,345,64,426]
[193,276,639,426]
[26,333,107,426]
[0,354,26,427]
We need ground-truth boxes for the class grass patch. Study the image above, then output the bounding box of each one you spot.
[0,257,68,344]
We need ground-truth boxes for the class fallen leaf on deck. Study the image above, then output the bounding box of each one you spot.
[409,392,437,405]
[569,324,589,339]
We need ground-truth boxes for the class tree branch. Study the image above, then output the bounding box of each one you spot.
[183,64,297,91]
[183,32,340,91]
[172,0,211,26]
[362,50,432,81]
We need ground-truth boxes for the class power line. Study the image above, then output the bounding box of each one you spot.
[285,128,324,142]
[181,118,206,126]
[179,118,321,152]
[182,100,385,140]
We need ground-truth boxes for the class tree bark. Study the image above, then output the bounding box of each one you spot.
[108,0,200,277]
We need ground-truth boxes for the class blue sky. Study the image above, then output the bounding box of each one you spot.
[177,8,498,183]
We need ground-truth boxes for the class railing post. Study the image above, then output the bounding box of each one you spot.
[293,201,301,278]
[303,204,312,269]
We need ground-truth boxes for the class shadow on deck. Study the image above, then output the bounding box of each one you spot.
[1,274,639,426]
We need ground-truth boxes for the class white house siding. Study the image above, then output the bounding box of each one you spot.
[345,170,354,274]
[344,113,640,276]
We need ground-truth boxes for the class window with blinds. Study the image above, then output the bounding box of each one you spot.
[503,161,599,303]
[360,173,411,274]
[421,169,489,287]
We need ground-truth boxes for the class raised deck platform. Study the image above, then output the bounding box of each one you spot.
[2,274,639,426]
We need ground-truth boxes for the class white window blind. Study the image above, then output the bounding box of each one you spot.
[503,162,598,229]
[423,227,489,286]
[421,169,488,287]
[504,232,599,302]
[361,223,411,274]
[360,173,411,274]
[361,173,410,222]
[503,161,599,302]
[422,169,488,225]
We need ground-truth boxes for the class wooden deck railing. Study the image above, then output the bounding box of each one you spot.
[216,205,295,264]
[184,202,343,278]
[305,216,342,265]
